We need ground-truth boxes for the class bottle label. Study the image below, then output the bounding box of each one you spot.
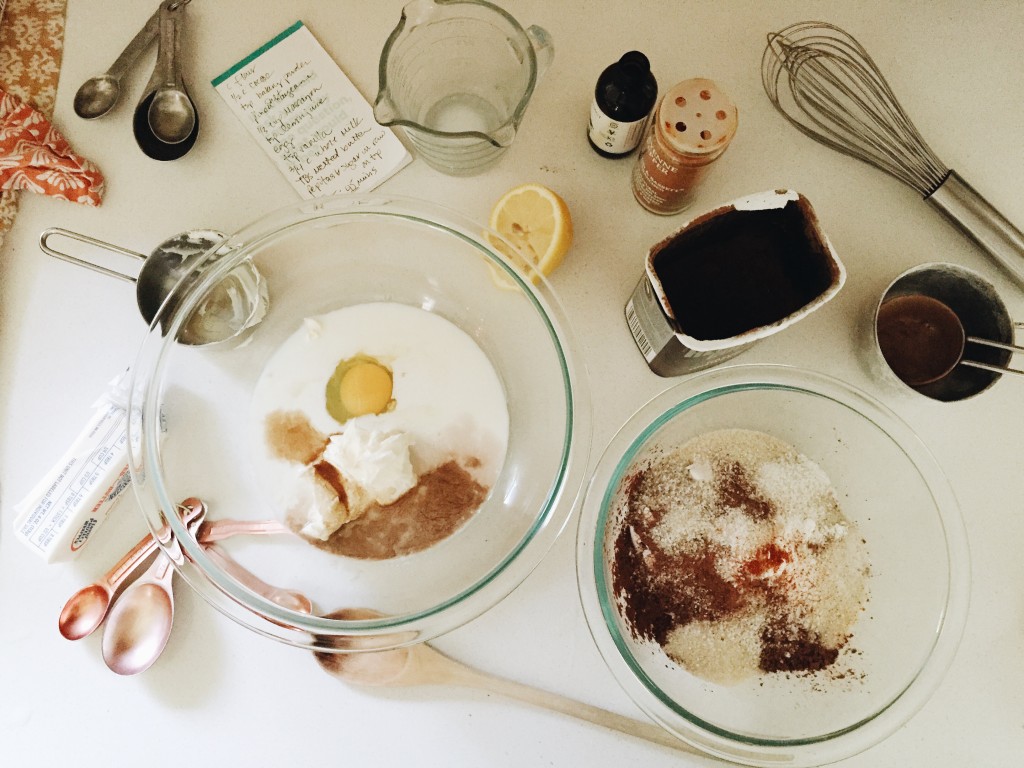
[588,101,649,155]
[631,126,707,214]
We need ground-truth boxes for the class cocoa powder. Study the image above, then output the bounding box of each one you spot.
[759,619,841,673]
[717,461,773,521]
[614,468,749,646]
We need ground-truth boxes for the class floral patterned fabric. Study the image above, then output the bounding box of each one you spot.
[0,88,104,205]
[0,0,65,107]
[0,0,96,249]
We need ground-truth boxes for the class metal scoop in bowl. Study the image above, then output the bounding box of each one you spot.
[39,227,268,346]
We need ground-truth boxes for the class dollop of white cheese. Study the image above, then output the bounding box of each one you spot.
[323,424,417,506]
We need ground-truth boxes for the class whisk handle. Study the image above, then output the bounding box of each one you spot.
[927,171,1024,288]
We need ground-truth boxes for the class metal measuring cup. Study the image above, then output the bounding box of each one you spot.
[39,227,268,346]
[869,262,1022,402]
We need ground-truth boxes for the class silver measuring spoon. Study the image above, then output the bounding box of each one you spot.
[146,0,196,143]
[133,0,198,160]
[73,9,160,119]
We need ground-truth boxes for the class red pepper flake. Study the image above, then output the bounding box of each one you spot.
[742,543,792,580]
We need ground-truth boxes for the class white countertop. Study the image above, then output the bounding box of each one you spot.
[3,1,1023,765]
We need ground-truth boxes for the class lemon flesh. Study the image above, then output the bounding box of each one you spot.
[488,183,573,284]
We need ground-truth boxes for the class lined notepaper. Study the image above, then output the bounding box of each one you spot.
[213,22,410,198]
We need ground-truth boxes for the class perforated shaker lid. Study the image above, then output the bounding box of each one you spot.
[657,78,738,157]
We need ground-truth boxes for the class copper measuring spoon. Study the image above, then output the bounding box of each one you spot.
[100,550,306,675]
[57,499,205,641]
[101,549,178,675]
[203,543,313,614]
[58,514,292,641]
[98,496,208,676]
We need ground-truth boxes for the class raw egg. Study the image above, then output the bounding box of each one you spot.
[251,302,510,491]
[325,355,394,424]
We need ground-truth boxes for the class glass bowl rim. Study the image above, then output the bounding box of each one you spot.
[127,192,592,647]
[576,363,970,766]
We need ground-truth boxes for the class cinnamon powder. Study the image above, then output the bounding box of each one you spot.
[311,460,488,560]
[265,409,490,560]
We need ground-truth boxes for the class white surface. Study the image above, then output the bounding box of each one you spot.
[2,1,1023,766]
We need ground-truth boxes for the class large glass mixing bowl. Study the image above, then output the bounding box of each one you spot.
[127,194,590,651]
[577,365,969,766]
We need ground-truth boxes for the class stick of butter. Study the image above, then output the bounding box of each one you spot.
[13,370,134,562]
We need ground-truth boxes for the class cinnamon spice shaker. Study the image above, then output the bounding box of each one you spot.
[631,78,738,215]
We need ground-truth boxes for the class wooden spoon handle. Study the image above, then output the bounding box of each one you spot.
[446,664,704,756]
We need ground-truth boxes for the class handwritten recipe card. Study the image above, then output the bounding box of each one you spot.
[212,22,410,198]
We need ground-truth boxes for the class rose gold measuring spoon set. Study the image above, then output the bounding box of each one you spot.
[58,497,295,675]
[59,500,720,751]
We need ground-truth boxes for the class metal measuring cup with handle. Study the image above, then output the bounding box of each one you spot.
[39,227,268,346]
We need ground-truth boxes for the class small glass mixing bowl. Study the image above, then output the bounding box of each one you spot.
[128,194,590,651]
[576,365,969,766]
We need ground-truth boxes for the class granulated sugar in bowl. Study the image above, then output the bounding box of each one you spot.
[576,364,969,767]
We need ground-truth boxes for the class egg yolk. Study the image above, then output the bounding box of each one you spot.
[325,355,394,425]
[339,361,392,417]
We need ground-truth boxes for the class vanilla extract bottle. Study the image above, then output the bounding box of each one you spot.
[587,51,658,158]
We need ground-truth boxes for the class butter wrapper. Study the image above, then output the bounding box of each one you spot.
[13,370,133,562]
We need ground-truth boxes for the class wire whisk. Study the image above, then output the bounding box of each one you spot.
[762,21,948,195]
[762,20,1024,289]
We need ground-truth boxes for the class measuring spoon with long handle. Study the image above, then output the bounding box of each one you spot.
[146,0,196,143]
[203,544,313,615]
[73,9,160,119]
[57,499,205,641]
[58,511,290,641]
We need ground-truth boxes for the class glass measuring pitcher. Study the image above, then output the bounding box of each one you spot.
[373,0,554,176]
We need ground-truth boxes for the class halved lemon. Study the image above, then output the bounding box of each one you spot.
[487,183,573,284]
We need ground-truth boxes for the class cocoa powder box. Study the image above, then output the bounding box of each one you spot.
[625,189,846,376]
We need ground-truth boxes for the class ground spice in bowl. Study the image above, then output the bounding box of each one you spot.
[266,409,490,560]
[611,428,869,685]
[310,459,489,560]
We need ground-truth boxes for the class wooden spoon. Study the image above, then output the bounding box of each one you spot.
[313,608,705,756]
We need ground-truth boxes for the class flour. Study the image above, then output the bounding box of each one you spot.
[612,429,870,685]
